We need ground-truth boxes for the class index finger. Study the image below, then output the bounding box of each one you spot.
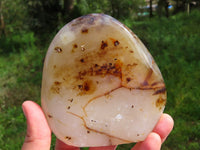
[153,113,174,143]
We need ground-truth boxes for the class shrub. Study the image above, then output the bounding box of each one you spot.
[0,32,36,54]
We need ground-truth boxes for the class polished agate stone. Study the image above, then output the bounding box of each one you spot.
[41,14,166,147]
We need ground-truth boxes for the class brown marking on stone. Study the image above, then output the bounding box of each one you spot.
[126,77,131,83]
[156,97,166,110]
[54,47,62,53]
[66,111,83,119]
[50,81,62,94]
[151,82,165,89]
[94,64,98,67]
[83,82,90,91]
[71,49,75,53]
[48,114,53,118]
[135,82,165,90]
[78,84,83,89]
[142,68,153,86]
[68,98,73,102]
[125,63,138,70]
[142,81,149,86]
[80,58,84,63]
[66,109,132,143]
[131,105,134,108]
[65,136,71,140]
[153,87,166,95]
[105,92,112,99]
[81,28,88,33]
[71,44,78,53]
[76,61,123,82]
[101,40,108,49]
[151,82,160,86]
[83,122,131,143]
[87,130,90,134]
[130,50,134,53]
[109,38,120,47]
[78,80,96,95]
[67,106,71,109]
[73,44,78,48]
[55,81,61,85]
[114,40,120,46]
[91,120,96,123]
[55,119,68,126]
[83,86,122,117]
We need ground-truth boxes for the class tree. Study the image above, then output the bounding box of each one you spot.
[165,0,169,17]
[24,0,78,41]
[157,0,170,18]
[72,0,145,20]
[0,1,6,37]
[172,0,200,14]
[109,0,145,19]
[63,0,74,15]
[25,0,61,35]
[0,0,28,37]
[149,0,153,18]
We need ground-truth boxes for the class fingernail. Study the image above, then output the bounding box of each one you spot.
[165,114,174,125]
[22,102,27,118]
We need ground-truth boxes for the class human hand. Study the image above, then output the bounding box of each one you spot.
[21,101,174,150]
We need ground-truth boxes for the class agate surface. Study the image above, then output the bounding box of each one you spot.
[41,14,166,147]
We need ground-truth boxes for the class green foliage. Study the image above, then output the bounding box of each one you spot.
[0,0,28,34]
[0,106,25,150]
[25,0,61,33]
[73,0,145,19]
[0,47,44,108]
[0,32,36,54]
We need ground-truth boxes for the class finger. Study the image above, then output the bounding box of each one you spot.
[55,139,80,150]
[89,145,117,150]
[22,101,51,150]
[153,113,174,143]
[131,132,161,150]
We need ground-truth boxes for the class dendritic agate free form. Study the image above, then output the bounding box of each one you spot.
[41,14,166,147]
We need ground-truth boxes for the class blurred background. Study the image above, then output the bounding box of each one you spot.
[0,0,199,149]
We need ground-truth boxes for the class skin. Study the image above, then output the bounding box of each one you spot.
[21,101,174,150]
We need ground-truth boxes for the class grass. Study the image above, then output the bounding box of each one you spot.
[0,33,44,149]
[0,10,200,149]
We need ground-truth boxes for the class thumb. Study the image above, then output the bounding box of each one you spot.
[22,101,51,150]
